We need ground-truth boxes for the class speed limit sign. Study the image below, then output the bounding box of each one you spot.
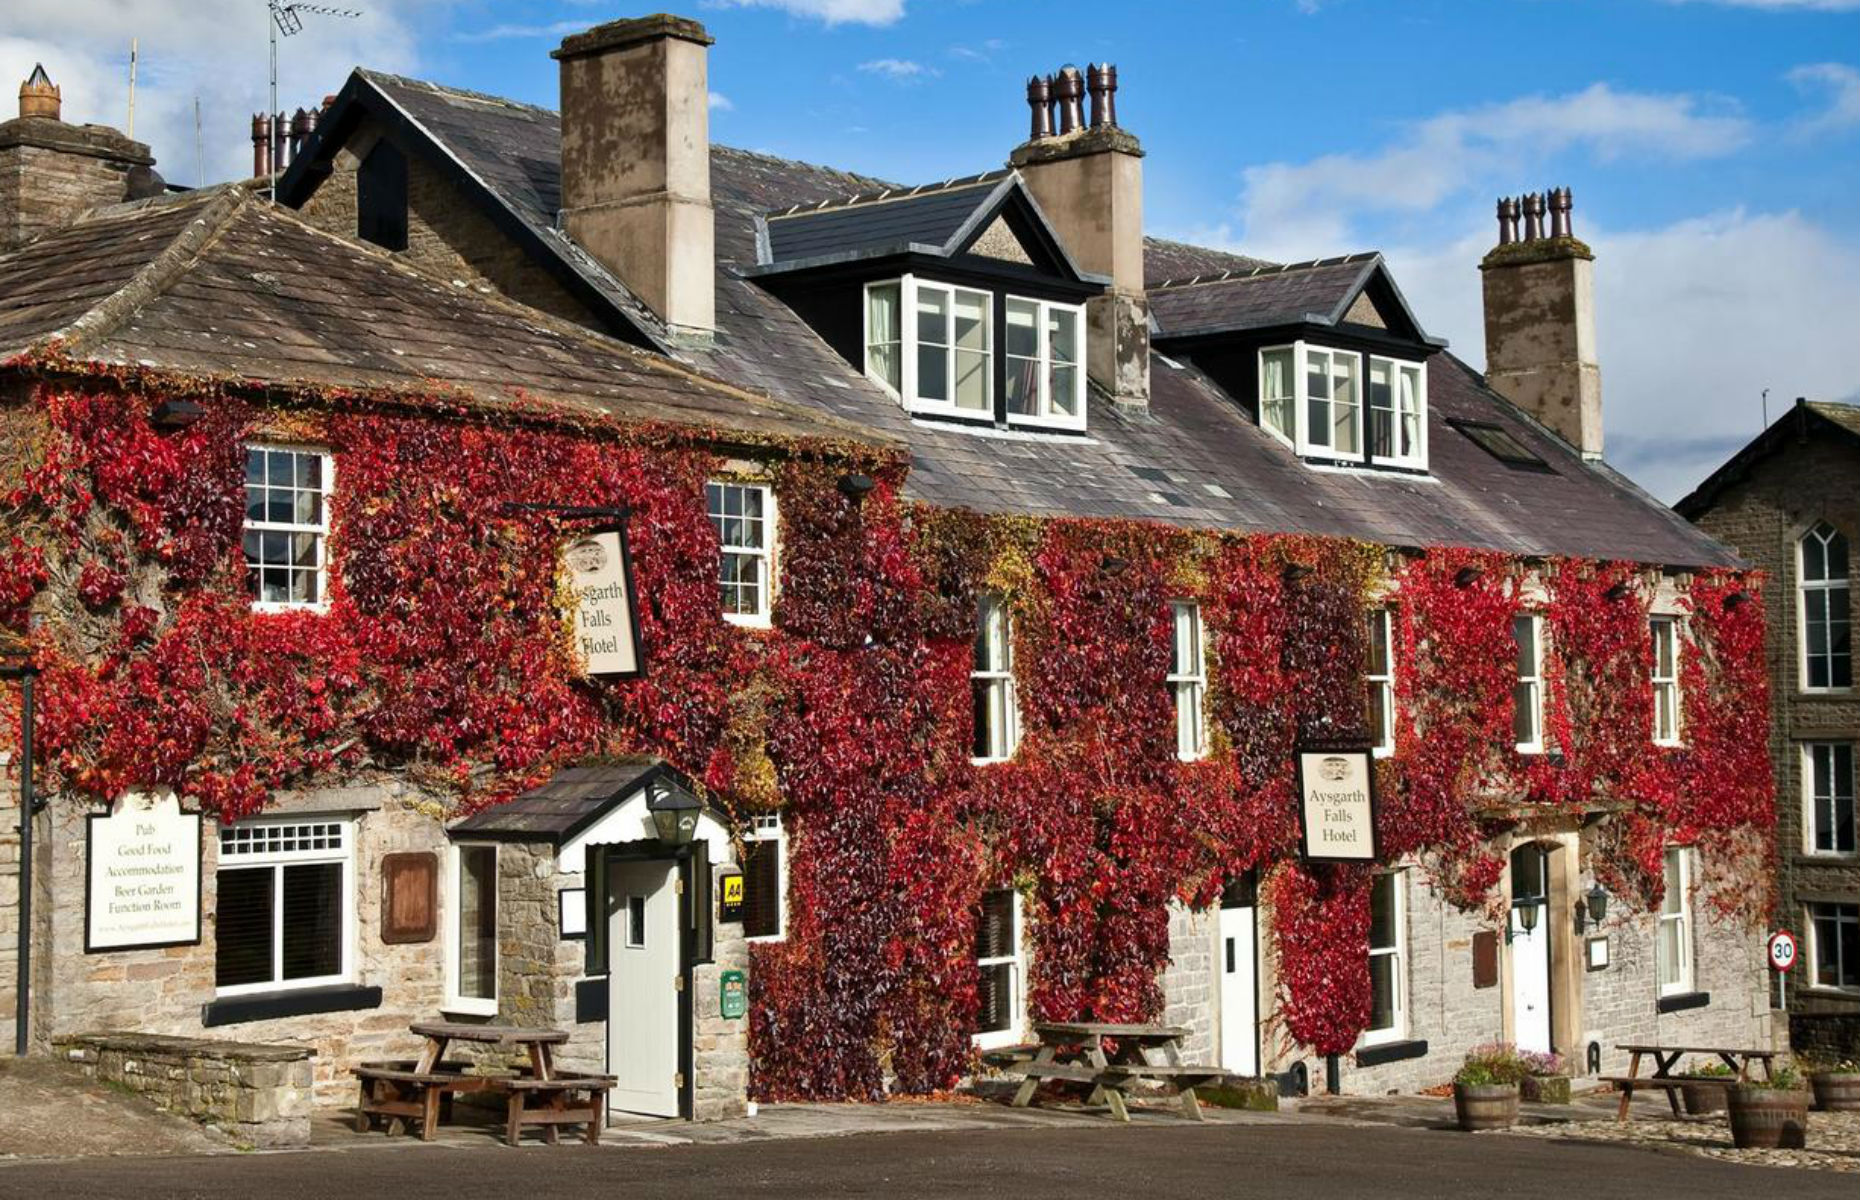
[1768,930,1798,972]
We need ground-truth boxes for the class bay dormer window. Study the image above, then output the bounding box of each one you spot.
[1257,343,1428,471]
[864,276,1086,432]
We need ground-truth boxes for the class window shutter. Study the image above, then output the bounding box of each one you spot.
[585,849,609,976]
[380,851,437,945]
[741,840,781,939]
[1472,930,1499,989]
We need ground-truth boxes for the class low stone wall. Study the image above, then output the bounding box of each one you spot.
[1793,1013,1860,1062]
[53,1032,314,1147]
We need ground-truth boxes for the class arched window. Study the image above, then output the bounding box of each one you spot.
[1801,522,1852,689]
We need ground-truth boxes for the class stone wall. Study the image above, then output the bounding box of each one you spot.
[34,783,451,1105]
[294,125,605,333]
[53,1031,314,1147]
[1161,903,1217,1067]
[1688,422,1860,1018]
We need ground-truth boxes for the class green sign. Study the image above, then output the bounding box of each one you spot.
[720,969,747,1020]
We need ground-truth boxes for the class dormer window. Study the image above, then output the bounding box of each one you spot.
[864,275,1087,432]
[1257,342,1428,471]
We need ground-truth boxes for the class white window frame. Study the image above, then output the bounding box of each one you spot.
[1169,600,1208,762]
[244,443,333,613]
[745,813,788,943]
[1003,294,1087,432]
[1650,615,1683,747]
[1367,607,1396,758]
[708,480,776,629]
[866,275,995,422]
[1513,613,1545,754]
[862,280,903,398]
[1806,900,1859,993]
[972,888,1027,1051]
[1360,869,1407,1047]
[1799,522,1852,692]
[972,595,1021,765]
[1804,742,1858,856]
[1657,847,1694,997]
[443,842,499,1017]
[213,817,356,998]
[1366,355,1427,470]
[1259,343,1426,468]
[1257,346,1296,447]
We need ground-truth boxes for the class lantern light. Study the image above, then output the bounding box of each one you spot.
[646,784,702,846]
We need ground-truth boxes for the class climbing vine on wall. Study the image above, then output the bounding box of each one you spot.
[0,367,1772,1097]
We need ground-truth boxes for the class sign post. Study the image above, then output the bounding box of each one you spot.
[1294,743,1379,863]
[1768,929,1797,1010]
[85,790,202,952]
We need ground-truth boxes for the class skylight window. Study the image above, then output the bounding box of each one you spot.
[1450,419,1552,471]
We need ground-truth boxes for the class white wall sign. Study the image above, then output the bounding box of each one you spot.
[1295,746,1379,862]
[565,527,643,679]
[86,790,202,952]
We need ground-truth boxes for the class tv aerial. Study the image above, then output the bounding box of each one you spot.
[265,1,363,201]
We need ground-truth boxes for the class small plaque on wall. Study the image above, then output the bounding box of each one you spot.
[1586,935,1610,972]
[1471,930,1500,989]
[381,852,437,944]
[718,870,745,924]
[85,790,202,953]
[559,887,587,939]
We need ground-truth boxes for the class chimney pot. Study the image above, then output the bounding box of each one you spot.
[19,64,60,121]
[1496,197,1516,245]
[251,113,271,177]
[1549,186,1573,238]
[1054,65,1085,134]
[1026,75,1052,140]
[1087,63,1115,128]
[1523,192,1545,241]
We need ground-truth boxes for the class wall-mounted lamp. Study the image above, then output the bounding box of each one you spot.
[1454,566,1484,588]
[646,784,702,847]
[1282,563,1315,584]
[1506,897,1540,943]
[1725,592,1750,610]
[836,473,877,500]
[1100,555,1129,576]
[1604,581,1632,602]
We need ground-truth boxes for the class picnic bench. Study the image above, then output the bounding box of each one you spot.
[1009,1022,1226,1122]
[352,1022,615,1146]
[1601,1043,1777,1121]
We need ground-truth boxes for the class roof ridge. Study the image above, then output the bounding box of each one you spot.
[54,187,250,356]
[765,169,1014,220]
[1147,251,1382,292]
[360,69,560,120]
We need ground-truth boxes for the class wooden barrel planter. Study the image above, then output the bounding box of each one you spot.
[1680,1081,1727,1115]
[1810,1072,1860,1112]
[1726,1085,1809,1149]
[1454,1083,1520,1131]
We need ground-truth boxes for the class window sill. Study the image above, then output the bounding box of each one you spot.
[723,614,773,631]
[1355,1038,1428,1067]
[1657,990,1710,1014]
[202,983,382,1028]
[441,999,498,1019]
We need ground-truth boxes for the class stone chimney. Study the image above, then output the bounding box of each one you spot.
[0,65,158,251]
[1480,187,1602,460]
[1009,63,1148,412]
[553,15,715,340]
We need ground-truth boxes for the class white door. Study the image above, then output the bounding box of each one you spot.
[1219,903,1259,1076]
[607,858,681,1118]
[1509,846,1553,1055]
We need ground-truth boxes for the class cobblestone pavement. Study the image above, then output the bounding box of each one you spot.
[1497,1109,1860,1172]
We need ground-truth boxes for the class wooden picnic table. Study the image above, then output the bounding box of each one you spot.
[1606,1043,1777,1121]
[1009,1022,1225,1122]
[354,1022,609,1146]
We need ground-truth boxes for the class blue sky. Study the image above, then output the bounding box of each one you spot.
[6,0,1858,499]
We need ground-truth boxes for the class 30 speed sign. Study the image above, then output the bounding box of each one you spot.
[1768,930,1798,973]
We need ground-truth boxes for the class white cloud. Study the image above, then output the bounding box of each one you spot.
[1788,62,1860,137]
[1235,84,1751,260]
[709,91,734,112]
[709,0,908,25]
[857,58,938,82]
[452,20,585,44]
[948,39,1007,63]
[0,1,426,187]
[1377,210,1860,503]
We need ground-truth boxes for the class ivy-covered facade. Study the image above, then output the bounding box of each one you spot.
[0,15,1777,1118]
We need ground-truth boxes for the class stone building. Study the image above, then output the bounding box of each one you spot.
[1680,400,1860,1055]
[0,12,1777,1130]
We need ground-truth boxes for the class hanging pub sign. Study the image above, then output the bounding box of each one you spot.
[85,789,202,952]
[564,523,644,679]
[1294,743,1379,863]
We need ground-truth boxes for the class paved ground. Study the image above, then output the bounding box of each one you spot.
[3,1118,1855,1200]
[0,1055,227,1160]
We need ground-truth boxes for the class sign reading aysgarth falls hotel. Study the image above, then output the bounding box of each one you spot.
[0,8,1778,1129]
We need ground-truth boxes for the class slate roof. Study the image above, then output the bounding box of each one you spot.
[448,759,697,844]
[275,69,1738,569]
[0,186,882,448]
[1675,400,1860,519]
[1150,255,1380,337]
[761,174,1010,266]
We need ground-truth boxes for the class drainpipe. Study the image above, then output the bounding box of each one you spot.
[5,660,38,1056]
